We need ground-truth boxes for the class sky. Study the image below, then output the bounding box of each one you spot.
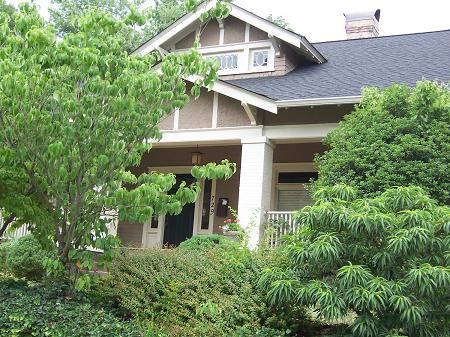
[6,0,450,42]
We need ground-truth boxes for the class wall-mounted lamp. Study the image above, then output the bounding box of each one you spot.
[191,146,202,166]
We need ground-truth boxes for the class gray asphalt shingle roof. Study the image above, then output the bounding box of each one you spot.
[227,30,450,101]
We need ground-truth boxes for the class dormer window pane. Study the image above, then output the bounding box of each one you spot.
[253,50,269,67]
[206,53,238,70]
[216,54,238,70]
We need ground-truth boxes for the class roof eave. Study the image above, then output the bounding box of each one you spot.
[276,95,361,107]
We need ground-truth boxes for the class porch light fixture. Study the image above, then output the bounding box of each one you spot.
[191,146,202,166]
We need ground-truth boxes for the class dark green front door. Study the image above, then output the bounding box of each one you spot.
[163,174,195,247]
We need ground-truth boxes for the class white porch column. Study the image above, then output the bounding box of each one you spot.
[238,137,274,248]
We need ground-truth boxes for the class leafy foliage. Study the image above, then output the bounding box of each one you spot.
[2,235,49,280]
[97,246,291,336]
[0,168,51,239]
[0,2,233,283]
[266,14,293,31]
[316,81,450,204]
[0,0,14,20]
[49,0,187,52]
[260,185,450,337]
[0,275,141,337]
[178,233,240,251]
[0,240,12,270]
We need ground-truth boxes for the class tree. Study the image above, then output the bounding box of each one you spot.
[266,14,292,31]
[0,0,15,28]
[143,0,186,40]
[0,1,51,239]
[0,1,232,287]
[315,81,450,204]
[0,168,51,239]
[260,185,450,337]
[49,0,187,52]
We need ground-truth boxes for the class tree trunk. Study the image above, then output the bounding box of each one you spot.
[0,213,16,238]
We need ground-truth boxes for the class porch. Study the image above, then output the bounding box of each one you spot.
[117,140,323,249]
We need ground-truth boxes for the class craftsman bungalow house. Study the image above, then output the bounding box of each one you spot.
[116,2,450,248]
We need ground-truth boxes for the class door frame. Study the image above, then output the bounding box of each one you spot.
[142,166,216,247]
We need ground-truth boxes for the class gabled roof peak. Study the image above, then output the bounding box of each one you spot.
[133,0,326,64]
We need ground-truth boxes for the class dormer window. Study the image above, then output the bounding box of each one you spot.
[252,49,269,67]
[200,42,275,75]
[215,54,239,70]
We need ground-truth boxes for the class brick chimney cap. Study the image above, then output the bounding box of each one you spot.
[344,9,381,22]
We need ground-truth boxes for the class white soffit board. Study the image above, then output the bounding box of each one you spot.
[276,96,362,108]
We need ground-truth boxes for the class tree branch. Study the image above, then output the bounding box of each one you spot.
[0,212,16,238]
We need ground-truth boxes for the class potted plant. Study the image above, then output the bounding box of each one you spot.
[220,207,243,241]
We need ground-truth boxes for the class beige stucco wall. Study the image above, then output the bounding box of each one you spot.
[175,31,196,50]
[200,21,220,46]
[157,92,351,131]
[158,113,174,130]
[224,16,246,44]
[263,104,353,126]
[178,88,214,129]
[217,94,251,127]
[273,142,327,163]
[250,25,268,41]
[157,88,254,130]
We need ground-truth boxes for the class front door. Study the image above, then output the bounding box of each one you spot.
[163,174,196,247]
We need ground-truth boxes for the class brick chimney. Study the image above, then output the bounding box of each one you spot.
[344,9,381,39]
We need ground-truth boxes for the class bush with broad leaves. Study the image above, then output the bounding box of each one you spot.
[259,185,450,337]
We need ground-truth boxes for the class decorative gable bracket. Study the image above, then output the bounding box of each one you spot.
[241,102,257,125]
[268,34,281,57]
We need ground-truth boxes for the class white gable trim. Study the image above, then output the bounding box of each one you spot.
[230,5,325,63]
[133,1,325,63]
[134,1,218,56]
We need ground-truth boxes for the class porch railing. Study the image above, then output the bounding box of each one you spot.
[0,212,29,240]
[264,211,298,248]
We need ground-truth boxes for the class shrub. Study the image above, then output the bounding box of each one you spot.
[260,185,450,337]
[0,275,141,336]
[0,239,12,270]
[316,81,450,204]
[99,246,290,337]
[3,234,48,280]
[178,234,239,252]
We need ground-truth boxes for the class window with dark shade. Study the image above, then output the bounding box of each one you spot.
[276,171,317,211]
[150,215,159,228]
[278,172,318,184]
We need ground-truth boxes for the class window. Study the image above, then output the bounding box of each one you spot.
[208,53,238,70]
[278,172,318,184]
[201,180,213,230]
[150,215,159,228]
[276,172,318,211]
[252,49,269,67]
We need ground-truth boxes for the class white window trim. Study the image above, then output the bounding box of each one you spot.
[195,179,216,235]
[249,48,272,72]
[270,163,317,210]
[178,41,275,75]
[205,52,241,75]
